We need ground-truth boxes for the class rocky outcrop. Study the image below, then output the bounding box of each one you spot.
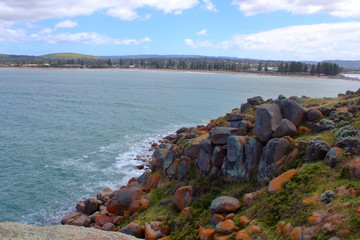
[254,103,282,142]
[210,196,241,213]
[209,127,247,145]
[275,99,305,126]
[0,222,137,240]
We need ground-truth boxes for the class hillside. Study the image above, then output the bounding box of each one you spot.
[40,53,104,60]
[60,89,360,240]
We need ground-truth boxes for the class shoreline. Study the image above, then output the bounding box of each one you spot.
[1,66,359,81]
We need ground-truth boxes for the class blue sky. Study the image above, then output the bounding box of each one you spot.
[0,0,360,60]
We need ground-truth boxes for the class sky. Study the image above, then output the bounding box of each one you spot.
[1,0,360,61]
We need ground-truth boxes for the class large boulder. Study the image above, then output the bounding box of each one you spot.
[212,146,226,168]
[209,127,247,145]
[273,119,297,138]
[106,186,143,214]
[243,138,264,180]
[275,99,305,126]
[173,186,193,211]
[257,138,290,186]
[61,212,90,227]
[306,109,323,122]
[305,138,331,162]
[176,156,192,181]
[335,137,360,155]
[119,223,144,238]
[196,148,212,174]
[144,221,168,240]
[254,103,282,142]
[163,150,177,170]
[200,139,213,154]
[210,196,241,213]
[151,149,168,171]
[82,198,101,215]
[324,147,343,168]
[183,144,200,159]
[349,159,360,180]
[221,136,247,180]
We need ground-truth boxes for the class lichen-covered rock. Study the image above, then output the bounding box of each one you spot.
[306,109,323,122]
[336,126,357,139]
[305,138,331,162]
[241,102,252,113]
[215,220,235,234]
[209,127,247,145]
[145,221,167,240]
[196,148,212,174]
[199,226,216,240]
[275,99,305,126]
[119,223,144,238]
[61,212,90,226]
[163,150,177,170]
[183,144,200,159]
[254,103,282,142]
[212,146,226,168]
[257,138,290,186]
[173,186,193,211]
[210,196,240,213]
[227,136,246,163]
[176,156,192,181]
[243,138,263,180]
[200,139,213,154]
[268,170,297,194]
[273,119,297,138]
[151,149,168,171]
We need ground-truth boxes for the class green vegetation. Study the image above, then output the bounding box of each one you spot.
[40,53,103,60]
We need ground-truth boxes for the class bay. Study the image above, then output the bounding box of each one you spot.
[0,68,359,225]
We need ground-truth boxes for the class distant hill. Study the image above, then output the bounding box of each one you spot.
[40,53,104,60]
[323,60,360,70]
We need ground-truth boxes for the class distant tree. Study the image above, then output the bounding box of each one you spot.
[257,62,262,71]
[264,63,268,72]
[107,58,112,66]
[310,64,316,75]
[278,62,284,73]
[316,63,322,75]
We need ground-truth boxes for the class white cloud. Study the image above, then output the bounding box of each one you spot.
[185,22,360,60]
[231,0,360,18]
[196,29,208,35]
[0,0,200,23]
[0,25,152,46]
[55,20,78,28]
[203,0,217,12]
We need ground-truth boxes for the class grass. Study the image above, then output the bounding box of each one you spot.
[296,130,337,146]
[40,53,104,59]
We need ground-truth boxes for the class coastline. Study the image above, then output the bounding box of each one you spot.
[1,66,359,81]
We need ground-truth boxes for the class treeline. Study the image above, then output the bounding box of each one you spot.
[277,61,342,76]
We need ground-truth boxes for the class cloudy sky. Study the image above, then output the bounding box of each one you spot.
[0,0,360,60]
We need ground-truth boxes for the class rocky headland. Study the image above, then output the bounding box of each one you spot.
[26,89,360,239]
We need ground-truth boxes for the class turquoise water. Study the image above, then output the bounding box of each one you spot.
[0,68,359,225]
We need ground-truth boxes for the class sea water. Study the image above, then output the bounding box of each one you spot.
[0,68,359,225]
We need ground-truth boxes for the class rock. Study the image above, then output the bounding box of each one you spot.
[0,222,138,240]
[145,172,161,191]
[209,166,222,178]
[183,144,200,159]
[320,190,335,204]
[95,213,113,226]
[254,103,282,142]
[235,231,252,240]
[276,221,286,236]
[111,186,143,208]
[102,223,115,231]
[228,114,243,122]
[268,170,297,194]
[196,148,212,175]
[225,213,235,220]
[145,221,167,240]
[83,198,101,215]
[349,158,360,179]
[137,172,149,185]
[336,126,357,139]
[176,157,192,181]
[210,196,241,214]
[212,146,226,168]
[61,212,90,227]
[306,109,323,122]
[336,229,350,237]
[289,227,303,240]
[200,139,213,154]
[209,127,247,145]
[166,159,179,176]
[199,226,216,240]
[215,220,235,234]
[119,223,144,238]
[129,199,149,213]
[324,147,343,168]
[282,223,293,236]
[257,138,290,186]
[227,136,246,163]
[229,121,241,128]
[249,225,261,233]
[163,150,177,170]
[243,138,263,180]
[97,188,113,202]
[319,119,336,131]
[238,216,250,227]
[305,138,331,162]
[210,214,225,226]
[247,96,263,105]
[176,127,189,134]
[335,137,360,155]
[76,201,85,213]
[243,192,258,206]
[275,99,305,126]
[151,149,168,171]
[273,119,297,138]
[302,226,319,240]
[241,103,252,113]
[173,186,193,211]
[321,223,335,234]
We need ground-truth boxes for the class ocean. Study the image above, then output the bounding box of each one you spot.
[0,68,359,225]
